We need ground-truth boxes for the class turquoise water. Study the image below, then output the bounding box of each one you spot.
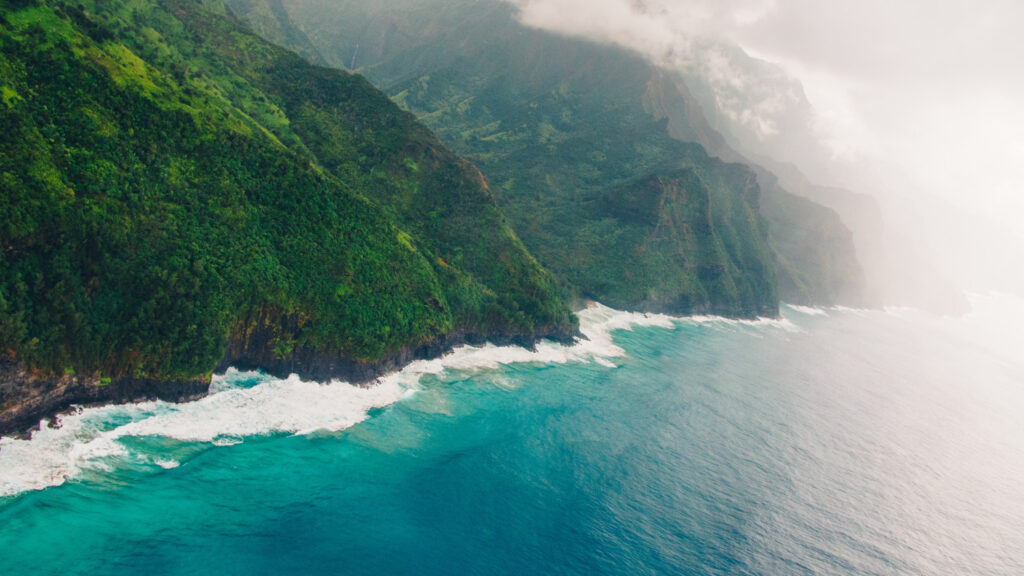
[1,298,1023,575]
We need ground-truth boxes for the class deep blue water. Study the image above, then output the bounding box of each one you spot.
[1,298,1023,575]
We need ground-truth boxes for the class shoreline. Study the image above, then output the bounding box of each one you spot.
[0,326,578,440]
[0,298,789,440]
[0,301,812,497]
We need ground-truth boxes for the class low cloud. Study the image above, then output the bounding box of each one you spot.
[505,0,1024,244]
[511,0,800,142]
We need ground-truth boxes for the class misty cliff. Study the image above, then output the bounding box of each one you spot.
[639,68,869,307]
[231,0,867,312]
[0,0,575,434]
[672,42,970,313]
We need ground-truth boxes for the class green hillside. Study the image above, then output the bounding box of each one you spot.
[0,0,574,394]
[235,0,867,313]
[242,0,784,316]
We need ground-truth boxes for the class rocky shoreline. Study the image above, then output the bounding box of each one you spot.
[0,326,577,440]
[1,297,785,439]
[0,360,211,439]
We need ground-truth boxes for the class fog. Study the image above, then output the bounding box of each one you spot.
[508,0,1024,300]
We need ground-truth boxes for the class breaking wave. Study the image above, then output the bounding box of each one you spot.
[0,303,810,498]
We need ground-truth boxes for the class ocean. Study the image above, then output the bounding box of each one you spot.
[1,296,1022,575]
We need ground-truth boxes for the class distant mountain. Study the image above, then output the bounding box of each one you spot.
[234,0,871,313]
[671,40,971,312]
[638,67,867,306]
[0,0,575,434]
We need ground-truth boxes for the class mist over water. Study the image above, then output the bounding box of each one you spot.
[1,297,1022,575]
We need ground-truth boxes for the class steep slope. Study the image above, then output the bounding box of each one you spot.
[641,68,869,306]
[220,0,326,65]
[0,0,574,434]
[238,0,784,316]
[164,0,575,342]
[234,0,869,311]
[755,172,866,305]
[673,42,968,312]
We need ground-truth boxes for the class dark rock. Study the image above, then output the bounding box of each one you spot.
[0,321,579,439]
[0,359,209,439]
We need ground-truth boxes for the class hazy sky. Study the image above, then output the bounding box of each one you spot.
[507,0,1024,240]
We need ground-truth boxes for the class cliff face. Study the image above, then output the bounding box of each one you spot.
[0,360,209,436]
[584,164,777,316]
[756,172,868,306]
[215,303,573,384]
[0,0,574,435]
[616,62,870,308]
[0,310,576,438]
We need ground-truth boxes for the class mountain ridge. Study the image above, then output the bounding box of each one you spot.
[244,0,865,310]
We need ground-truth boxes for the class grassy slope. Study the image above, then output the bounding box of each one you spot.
[0,0,573,384]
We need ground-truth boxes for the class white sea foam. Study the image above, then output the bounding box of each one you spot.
[681,313,802,333]
[785,304,830,317]
[153,458,180,470]
[0,302,794,498]
[829,304,871,316]
[212,437,243,447]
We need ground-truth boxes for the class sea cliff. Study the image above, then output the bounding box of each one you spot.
[0,0,575,435]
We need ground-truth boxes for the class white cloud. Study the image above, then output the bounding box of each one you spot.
[505,0,1024,242]
[512,0,805,144]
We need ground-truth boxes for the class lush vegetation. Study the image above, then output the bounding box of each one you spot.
[234,0,786,315]
[0,0,574,383]
[217,0,325,66]
[756,171,866,305]
[247,0,868,312]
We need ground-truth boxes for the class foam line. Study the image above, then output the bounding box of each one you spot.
[784,304,830,317]
[0,302,794,497]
